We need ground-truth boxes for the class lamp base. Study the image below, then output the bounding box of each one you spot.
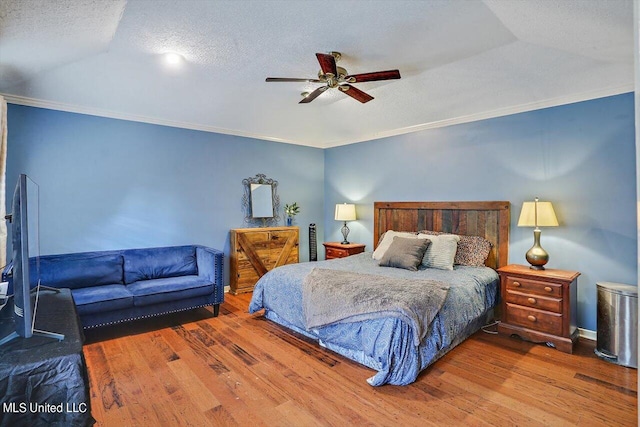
[525,228,549,270]
[340,221,350,245]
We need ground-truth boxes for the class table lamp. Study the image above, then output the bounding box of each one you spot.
[518,197,559,270]
[335,203,356,244]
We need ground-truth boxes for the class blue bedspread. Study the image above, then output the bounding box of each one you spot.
[248,252,498,386]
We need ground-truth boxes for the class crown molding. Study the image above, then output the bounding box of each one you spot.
[3,84,633,150]
[322,84,635,148]
[1,93,321,148]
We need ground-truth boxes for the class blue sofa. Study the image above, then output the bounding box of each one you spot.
[9,245,224,329]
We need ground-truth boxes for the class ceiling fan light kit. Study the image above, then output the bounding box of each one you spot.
[266,51,400,104]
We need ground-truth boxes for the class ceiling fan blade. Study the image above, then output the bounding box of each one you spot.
[299,86,329,104]
[338,84,374,103]
[345,69,401,83]
[266,77,323,83]
[316,53,337,76]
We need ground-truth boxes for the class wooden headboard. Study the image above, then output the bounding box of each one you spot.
[373,201,510,270]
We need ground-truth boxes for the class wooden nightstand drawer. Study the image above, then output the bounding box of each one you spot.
[504,289,562,313]
[505,276,562,298]
[505,303,563,336]
[326,247,349,258]
[323,242,366,260]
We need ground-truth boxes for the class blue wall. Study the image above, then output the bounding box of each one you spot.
[324,93,637,331]
[7,93,637,331]
[6,105,325,282]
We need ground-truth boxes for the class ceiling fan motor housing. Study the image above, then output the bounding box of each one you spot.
[319,66,348,87]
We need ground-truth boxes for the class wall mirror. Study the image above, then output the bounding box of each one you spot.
[242,173,280,227]
[250,183,273,218]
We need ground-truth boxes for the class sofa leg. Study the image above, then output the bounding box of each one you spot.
[213,304,220,317]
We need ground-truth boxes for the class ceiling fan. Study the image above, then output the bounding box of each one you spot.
[266,52,401,104]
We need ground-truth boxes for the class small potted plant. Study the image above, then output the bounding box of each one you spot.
[284,202,300,226]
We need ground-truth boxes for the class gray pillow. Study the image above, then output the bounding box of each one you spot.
[419,234,460,270]
[379,236,431,271]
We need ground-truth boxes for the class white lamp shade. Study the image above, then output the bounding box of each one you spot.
[518,201,559,227]
[335,203,356,221]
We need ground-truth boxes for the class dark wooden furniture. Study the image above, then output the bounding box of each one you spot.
[230,226,299,294]
[373,201,511,269]
[323,242,366,260]
[0,288,93,426]
[497,264,580,354]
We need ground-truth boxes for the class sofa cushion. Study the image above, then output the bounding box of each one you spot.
[36,253,124,290]
[123,246,197,284]
[127,275,213,307]
[71,284,133,315]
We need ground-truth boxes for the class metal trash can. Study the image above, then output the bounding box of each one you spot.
[595,282,638,368]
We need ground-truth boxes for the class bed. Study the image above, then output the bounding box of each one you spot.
[249,201,510,386]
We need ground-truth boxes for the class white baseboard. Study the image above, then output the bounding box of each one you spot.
[579,328,596,341]
[224,285,230,293]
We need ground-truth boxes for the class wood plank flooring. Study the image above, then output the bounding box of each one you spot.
[83,292,638,426]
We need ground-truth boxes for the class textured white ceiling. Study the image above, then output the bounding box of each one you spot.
[0,0,633,148]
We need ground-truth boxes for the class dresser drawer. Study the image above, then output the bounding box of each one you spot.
[505,303,563,336]
[505,276,562,298]
[504,290,562,313]
[326,247,349,259]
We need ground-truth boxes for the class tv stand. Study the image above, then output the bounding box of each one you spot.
[0,328,64,346]
[32,285,65,341]
[0,286,65,346]
[35,284,61,293]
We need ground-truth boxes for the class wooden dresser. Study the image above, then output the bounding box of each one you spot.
[230,226,299,294]
[323,242,366,260]
[497,264,580,353]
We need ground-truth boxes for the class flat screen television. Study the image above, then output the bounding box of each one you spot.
[0,174,63,346]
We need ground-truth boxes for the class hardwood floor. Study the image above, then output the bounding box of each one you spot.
[83,292,638,426]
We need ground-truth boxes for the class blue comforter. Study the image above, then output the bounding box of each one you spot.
[248,252,498,386]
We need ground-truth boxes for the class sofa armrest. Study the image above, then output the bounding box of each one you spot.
[196,246,224,288]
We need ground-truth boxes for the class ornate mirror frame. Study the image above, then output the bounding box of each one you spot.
[242,173,280,227]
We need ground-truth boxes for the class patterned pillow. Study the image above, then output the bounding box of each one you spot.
[419,230,492,267]
[372,230,419,260]
[379,236,431,271]
[418,234,460,270]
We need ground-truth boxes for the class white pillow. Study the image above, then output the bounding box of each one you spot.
[372,231,419,260]
[418,234,460,270]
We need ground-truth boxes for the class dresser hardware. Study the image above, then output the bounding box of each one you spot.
[527,315,537,322]
[527,297,536,304]
[513,281,521,287]
[544,286,552,292]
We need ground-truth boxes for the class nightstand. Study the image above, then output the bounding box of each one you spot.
[497,264,580,354]
[323,242,366,260]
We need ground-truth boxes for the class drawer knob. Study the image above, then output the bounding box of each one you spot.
[512,281,521,287]
[544,286,552,292]
[527,297,536,304]
[527,315,537,322]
